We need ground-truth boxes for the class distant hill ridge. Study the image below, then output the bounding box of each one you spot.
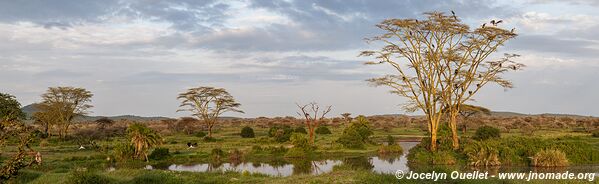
[21,103,594,122]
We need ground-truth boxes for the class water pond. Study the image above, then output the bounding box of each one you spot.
[140,142,598,177]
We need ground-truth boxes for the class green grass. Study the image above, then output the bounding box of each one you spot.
[3,125,599,183]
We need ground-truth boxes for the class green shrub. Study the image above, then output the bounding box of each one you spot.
[386,135,396,145]
[378,144,403,155]
[337,129,366,149]
[463,140,501,167]
[67,170,111,184]
[203,136,217,142]
[315,126,332,134]
[592,131,599,137]
[294,127,307,134]
[268,125,293,142]
[113,142,135,161]
[285,133,313,158]
[210,148,225,161]
[194,131,206,138]
[336,116,373,149]
[473,126,501,140]
[531,149,569,167]
[407,139,457,165]
[240,126,255,138]
[148,147,170,160]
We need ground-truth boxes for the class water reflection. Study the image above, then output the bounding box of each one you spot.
[155,141,598,177]
[165,142,417,177]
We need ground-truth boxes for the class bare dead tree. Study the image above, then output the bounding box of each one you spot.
[296,102,332,144]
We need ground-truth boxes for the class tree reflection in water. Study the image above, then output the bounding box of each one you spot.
[342,156,374,170]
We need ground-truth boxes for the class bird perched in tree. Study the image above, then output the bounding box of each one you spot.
[402,76,407,81]
[512,65,517,70]
[476,84,481,88]
[496,20,503,25]
[454,69,459,75]
[490,20,495,25]
[451,10,457,20]
[511,28,515,33]
[468,91,473,95]
[482,23,486,28]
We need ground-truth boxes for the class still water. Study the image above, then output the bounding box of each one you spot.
[162,142,417,177]
[146,141,599,177]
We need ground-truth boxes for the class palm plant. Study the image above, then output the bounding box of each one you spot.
[126,123,161,161]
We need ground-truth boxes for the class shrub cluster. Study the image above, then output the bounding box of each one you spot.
[148,147,170,160]
[473,126,501,140]
[268,125,293,142]
[336,116,373,149]
[315,126,332,134]
[285,133,314,158]
[240,126,255,138]
[463,140,500,167]
[294,127,307,134]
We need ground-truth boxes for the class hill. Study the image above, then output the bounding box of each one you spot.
[21,103,170,122]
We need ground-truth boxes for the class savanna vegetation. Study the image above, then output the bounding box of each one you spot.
[2,12,598,184]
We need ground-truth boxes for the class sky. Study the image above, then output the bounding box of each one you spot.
[1,0,599,118]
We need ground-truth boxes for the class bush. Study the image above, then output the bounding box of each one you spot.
[148,147,170,160]
[203,136,217,142]
[473,126,501,140]
[113,142,135,161]
[285,133,313,158]
[386,135,396,145]
[531,149,569,167]
[240,126,255,138]
[336,116,373,149]
[67,170,111,184]
[378,144,403,155]
[194,131,206,138]
[294,127,307,134]
[463,140,501,167]
[268,125,293,142]
[315,126,331,134]
[592,131,599,137]
[210,148,225,161]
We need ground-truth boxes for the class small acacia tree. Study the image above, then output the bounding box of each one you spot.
[361,12,522,151]
[0,93,37,181]
[296,102,331,144]
[38,87,93,138]
[177,86,243,138]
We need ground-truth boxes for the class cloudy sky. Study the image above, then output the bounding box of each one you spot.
[1,0,598,118]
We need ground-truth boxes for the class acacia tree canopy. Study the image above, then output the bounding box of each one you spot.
[361,12,522,151]
[177,86,243,137]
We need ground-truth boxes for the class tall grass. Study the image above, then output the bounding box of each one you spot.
[531,149,569,167]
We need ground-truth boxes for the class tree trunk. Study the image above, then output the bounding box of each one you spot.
[429,117,438,152]
[449,111,460,150]
[208,124,213,137]
[308,126,315,144]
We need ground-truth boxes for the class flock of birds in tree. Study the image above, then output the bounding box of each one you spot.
[451,10,514,33]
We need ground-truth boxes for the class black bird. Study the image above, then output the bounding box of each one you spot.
[511,28,515,33]
[496,20,503,25]
[482,23,486,28]
[468,91,473,95]
[490,20,496,25]
[454,69,459,75]
[512,65,517,70]
[478,74,482,78]
[402,76,407,81]
[451,11,457,20]
[499,63,502,67]
[187,142,192,147]
[476,84,481,87]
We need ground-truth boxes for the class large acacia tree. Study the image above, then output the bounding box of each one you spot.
[177,86,243,137]
[38,87,93,138]
[361,12,522,151]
